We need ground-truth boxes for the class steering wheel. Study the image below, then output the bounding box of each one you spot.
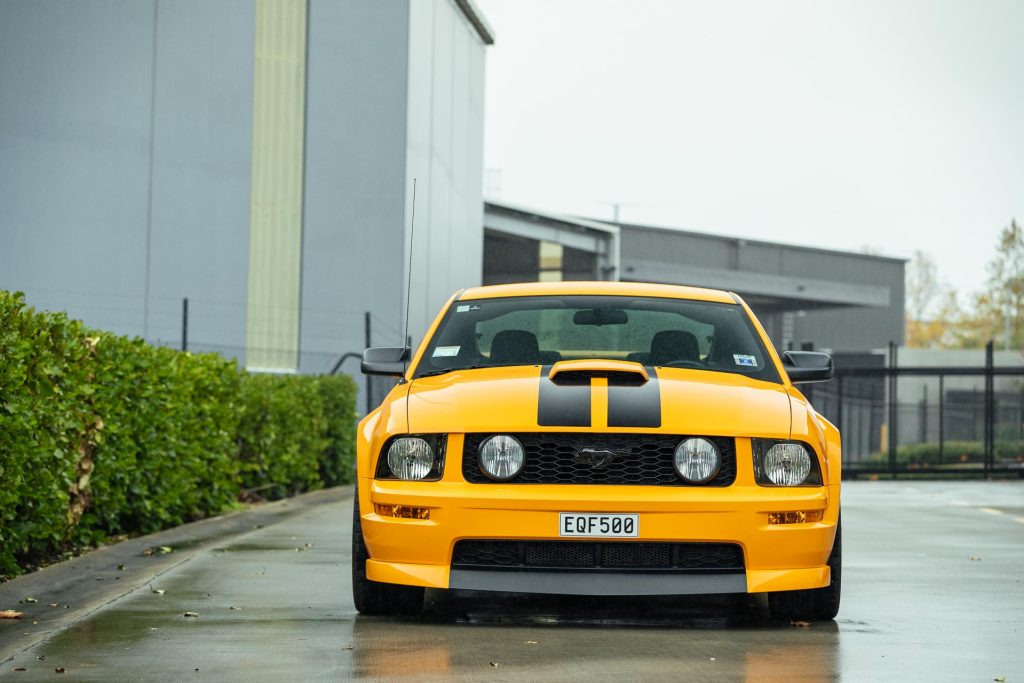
[662,360,704,369]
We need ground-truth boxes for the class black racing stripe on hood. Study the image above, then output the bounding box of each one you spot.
[537,365,591,427]
[607,366,661,428]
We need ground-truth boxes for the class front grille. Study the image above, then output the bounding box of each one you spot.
[452,540,744,572]
[462,433,736,486]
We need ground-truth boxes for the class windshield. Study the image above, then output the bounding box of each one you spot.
[414,295,780,383]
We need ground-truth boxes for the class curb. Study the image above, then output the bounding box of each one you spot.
[0,486,353,662]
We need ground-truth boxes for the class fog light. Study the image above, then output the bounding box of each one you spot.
[375,504,430,520]
[768,510,824,525]
[479,435,526,481]
[673,437,722,483]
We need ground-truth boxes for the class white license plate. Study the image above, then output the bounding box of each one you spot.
[559,513,639,538]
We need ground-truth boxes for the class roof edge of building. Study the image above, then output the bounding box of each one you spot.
[454,0,495,45]
[595,218,908,265]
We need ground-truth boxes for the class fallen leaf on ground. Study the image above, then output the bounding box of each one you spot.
[790,620,811,628]
[0,611,24,619]
[183,612,199,618]
[152,589,166,595]
[159,546,173,554]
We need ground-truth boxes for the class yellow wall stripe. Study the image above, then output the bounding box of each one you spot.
[246,0,307,371]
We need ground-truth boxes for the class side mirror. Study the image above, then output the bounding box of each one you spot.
[782,351,834,384]
[361,347,410,376]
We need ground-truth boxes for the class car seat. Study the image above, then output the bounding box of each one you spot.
[649,330,701,366]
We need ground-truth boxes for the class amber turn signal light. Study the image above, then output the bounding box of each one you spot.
[375,504,430,520]
[768,510,824,525]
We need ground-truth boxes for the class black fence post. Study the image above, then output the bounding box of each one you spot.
[920,384,928,444]
[836,373,844,442]
[364,311,372,416]
[938,374,945,465]
[888,342,898,476]
[985,340,994,479]
[181,297,189,352]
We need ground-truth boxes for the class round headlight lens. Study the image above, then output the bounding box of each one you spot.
[673,437,721,483]
[478,435,525,481]
[387,437,435,480]
[763,443,812,486]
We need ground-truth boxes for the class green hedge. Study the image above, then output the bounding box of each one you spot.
[0,291,357,577]
[865,440,1024,466]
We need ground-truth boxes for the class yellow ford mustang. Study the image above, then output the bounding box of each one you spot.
[353,281,841,620]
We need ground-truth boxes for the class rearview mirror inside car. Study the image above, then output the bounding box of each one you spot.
[573,308,628,326]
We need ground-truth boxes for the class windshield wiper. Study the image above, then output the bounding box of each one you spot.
[416,364,492,378]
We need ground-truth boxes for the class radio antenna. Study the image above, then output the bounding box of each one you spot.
[403,179,417,434]
[403,178,417,354]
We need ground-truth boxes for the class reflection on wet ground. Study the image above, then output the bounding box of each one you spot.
[349,592,840,681]
[2,482,1022,681]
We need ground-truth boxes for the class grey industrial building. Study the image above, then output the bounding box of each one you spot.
[1,0,491,410]
[483,201,906,355]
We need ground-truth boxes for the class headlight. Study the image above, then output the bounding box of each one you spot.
[752,440,822,486]
[478,435,525,481]
[385,437,437,480]
[673,437,721,483]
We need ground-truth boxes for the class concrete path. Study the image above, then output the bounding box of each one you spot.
[1,481,1022,681]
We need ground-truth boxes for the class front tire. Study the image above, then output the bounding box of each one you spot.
[768,517,842,621]
[351,489,424,616]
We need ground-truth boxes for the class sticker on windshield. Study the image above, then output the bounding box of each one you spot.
[433,346,460,358]
[733,354,758,367]
[455,304,481,313]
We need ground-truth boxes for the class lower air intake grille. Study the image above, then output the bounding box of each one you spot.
[452,540,744,572]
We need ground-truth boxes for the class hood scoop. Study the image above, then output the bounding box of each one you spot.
[548,359,650,386]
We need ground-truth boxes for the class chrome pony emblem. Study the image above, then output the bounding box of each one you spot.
[573,447,623,469]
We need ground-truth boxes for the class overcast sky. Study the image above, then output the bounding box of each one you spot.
[476,0,1024,303]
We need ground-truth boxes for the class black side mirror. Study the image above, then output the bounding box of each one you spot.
[361,347,410,376]
[782,351,834,384]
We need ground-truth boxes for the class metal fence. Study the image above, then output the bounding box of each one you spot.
[808,342,1024,478]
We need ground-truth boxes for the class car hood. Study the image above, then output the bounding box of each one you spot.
[404,365,791,438]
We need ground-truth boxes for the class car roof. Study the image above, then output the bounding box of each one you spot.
[457,280,738,304]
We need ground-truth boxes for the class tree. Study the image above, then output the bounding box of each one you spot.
[956,220,1024,350]
[904,250,959,348]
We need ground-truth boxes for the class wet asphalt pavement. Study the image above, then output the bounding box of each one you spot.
[1,481,1022,681]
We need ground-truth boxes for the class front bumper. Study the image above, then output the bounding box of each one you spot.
[359,477,839,596]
